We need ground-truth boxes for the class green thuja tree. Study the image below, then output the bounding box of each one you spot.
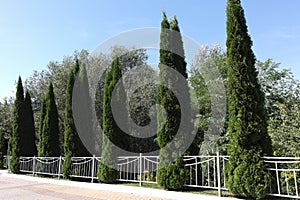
[157,13,191,190]
[72,61,95,155]
[97,57,128,183]
[39,82,60,157]
[22,91,37,156]
[8,76,24,173]
[62,62,78,178]
[63,60,90,179]
[169,16,197,155]
[226,0,272,198]
[37,97,47,157]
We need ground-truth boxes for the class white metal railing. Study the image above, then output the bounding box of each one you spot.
[15,154,228,196]
[183,152,229,197]
[21,156,63,177]
[263,157,300,199]
[117,154,159,186]
[69,156,101,182]
[3,154,300,198]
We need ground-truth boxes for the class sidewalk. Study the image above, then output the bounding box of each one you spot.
[0,170,241,200]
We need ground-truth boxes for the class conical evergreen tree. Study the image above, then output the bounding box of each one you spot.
[170,16,188,79]
[72,61,95,155]
[8,76,24,173]
[37,96,46,157]
[170,16,198,155]
[226,0,272,198]
[39,82,60,157]
[157,13,192,190]
[63,60,90,178]
[22,91,37,156]
[97,57,128,183]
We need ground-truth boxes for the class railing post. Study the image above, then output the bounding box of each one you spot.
[58,156,62,180]
[91,155,95,183]
[275,162,280,195]
[139,153,142,187]
[32,156,36,176]
[2,156,5,169]
[7,155,11,173]
[217,151,222,197]
[294,169,298,197]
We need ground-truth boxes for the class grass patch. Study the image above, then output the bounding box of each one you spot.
[120,182,162,189]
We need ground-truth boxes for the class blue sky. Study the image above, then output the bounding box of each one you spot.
[1,0,300,100]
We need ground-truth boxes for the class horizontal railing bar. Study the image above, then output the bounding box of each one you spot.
[266,168,300,172]
[263,157,300,160]
[264,161,300,164]
[267,193,300,199]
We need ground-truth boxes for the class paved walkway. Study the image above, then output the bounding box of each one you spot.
[0,170,240,200]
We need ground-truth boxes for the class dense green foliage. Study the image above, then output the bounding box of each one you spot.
[94,47,152,153]
[226,0,272,198]
[22,91,37,156]
[8,77,24,173]
[25,50,89,151]
[0,9,299,198]
[63,60,90,178]
[190,46,300,158]
[157,13,190,190]
[72,61,97,155]
[38,82,60,157]
[268,103,300,157]
[8,78,37,172]
[257,60,300,157]
[0,130,5,168]
[189,45,228,155]
[97,57,126,183]
[126,65,159,153]
[0,99,11,168]
[37,97,46,157]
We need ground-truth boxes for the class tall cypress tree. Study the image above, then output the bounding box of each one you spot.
[72,61,95,156]
[8,76,24,173]
[63,60,90,178]
[39,82,60,157]
[226,0,272,198]
[157,13,191,190]
[169,16,197,155]
[97,57,128,183]
[37,96,46,157]
[22,91,37,156]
